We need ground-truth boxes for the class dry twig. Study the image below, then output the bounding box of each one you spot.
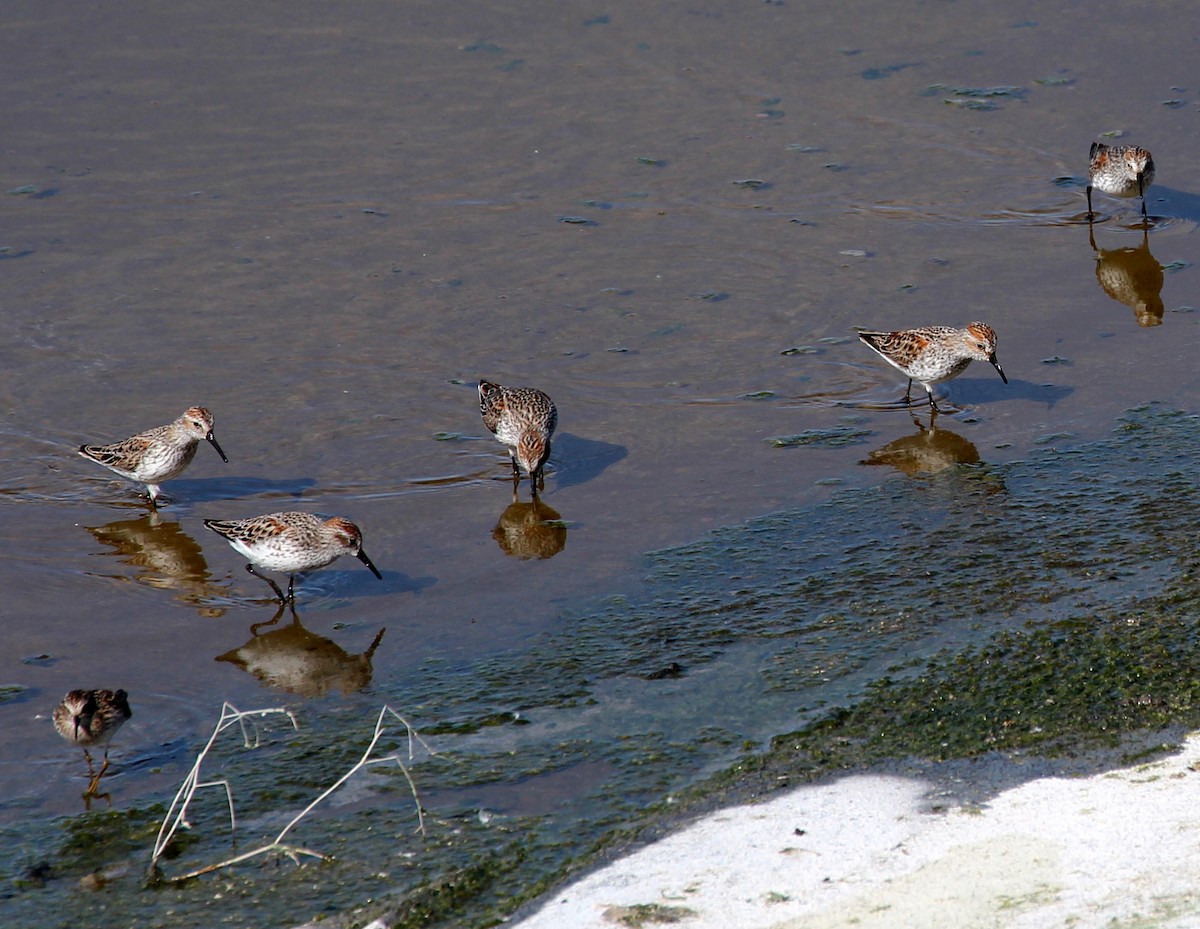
[148,703,432,884]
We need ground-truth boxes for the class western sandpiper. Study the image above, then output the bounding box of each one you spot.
[203,511,383,602]
[478,380,558,493]
[53,688,132,795]
[858,322,1007,412]
[1087,142,1155,220]
[78,406,228,505]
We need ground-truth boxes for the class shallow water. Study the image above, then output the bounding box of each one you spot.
[3,0,1200,925]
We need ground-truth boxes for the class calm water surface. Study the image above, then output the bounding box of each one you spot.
[3,0,1200,924]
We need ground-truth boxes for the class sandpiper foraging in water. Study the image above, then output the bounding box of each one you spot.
[53,688,132,797]
[1087,142,1155,221]
[203,511,383,603]
[478,379,558,493]
[78,406,228,505]
[857,322,1008,412]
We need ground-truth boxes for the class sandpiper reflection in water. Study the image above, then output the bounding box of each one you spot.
[1089,224,1164,327]
[85,511,226,615]
[860,412,981,476]
[216,604,386,696]
[492,494,568,559]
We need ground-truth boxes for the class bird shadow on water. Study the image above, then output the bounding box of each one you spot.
[1043,178,1200,230]
[1139,186,1200,226]
[549,433,627,490]
[950,376,1071,410]
[846,377,1071,414]
[211,566,435,608]
[164,475,318,507]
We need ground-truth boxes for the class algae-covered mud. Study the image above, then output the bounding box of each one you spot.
[9,406,1200,927]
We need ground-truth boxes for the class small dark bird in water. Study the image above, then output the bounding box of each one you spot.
[53,688,132,796]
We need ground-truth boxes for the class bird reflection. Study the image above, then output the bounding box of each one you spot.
[216,604,386,696]
[491,493,568,559]
[860,412,980,475]
[1089,223,1164,327]
[85,511,226,616]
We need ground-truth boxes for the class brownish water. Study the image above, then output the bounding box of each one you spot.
[3,0,1200,924]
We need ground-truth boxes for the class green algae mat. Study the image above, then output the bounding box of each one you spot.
[10,404,1200,929]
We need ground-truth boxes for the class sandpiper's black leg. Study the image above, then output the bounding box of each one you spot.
[1086,185,1094,221]
[246,563,287,602]
[902,378,915,406]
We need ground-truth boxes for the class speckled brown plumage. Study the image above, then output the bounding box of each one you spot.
[78,406,228,504]
[478,379,558,493]
[204,511,382,603]
[857,322,1007,412]
[1087,142,1155,220]
[53,688,132,797]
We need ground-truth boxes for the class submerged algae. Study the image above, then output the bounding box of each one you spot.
[15,406,1200,929]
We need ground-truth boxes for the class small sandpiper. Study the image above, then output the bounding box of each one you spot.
[478,380,558,493]
[53,688,132,796]
[203,511,383,602]
[78,406,228,505]
[1087,142,1155,221]
[857,322,1007,412]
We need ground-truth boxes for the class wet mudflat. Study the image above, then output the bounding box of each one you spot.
[2,0,1200,925]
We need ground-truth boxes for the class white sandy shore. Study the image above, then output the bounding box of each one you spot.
[511,734,1200,929]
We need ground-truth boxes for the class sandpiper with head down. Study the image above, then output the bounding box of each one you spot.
[857,322,1007,412]
[78,406,228,505]
[53,688,132,797]
[1087,142,1155,221]
[478,380,558,493]
[203,511,382,603]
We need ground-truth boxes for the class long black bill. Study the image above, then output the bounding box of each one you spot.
[990,355,1008,384]
[357,548,383,580]
[206,433,230,463]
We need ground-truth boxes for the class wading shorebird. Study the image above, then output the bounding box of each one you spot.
[53,688,132,798]
[204,511,383,603]
[1087,142,1155,221]
[857,322,1008,412]
[78,406,228,505]
[478,379,558,493]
